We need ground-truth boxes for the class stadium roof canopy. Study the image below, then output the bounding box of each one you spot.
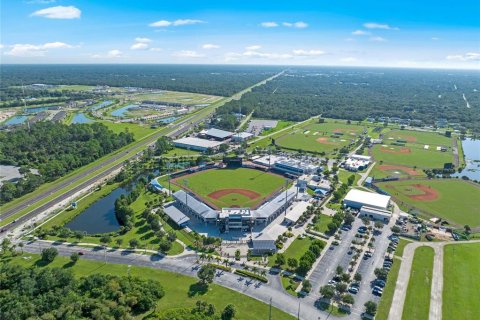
[173,190,218,219]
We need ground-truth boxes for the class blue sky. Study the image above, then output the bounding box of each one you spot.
[1,0,479,68]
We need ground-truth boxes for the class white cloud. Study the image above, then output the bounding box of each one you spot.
[246,45,262,50]
[363,22,399,30]
[107,49,122,58]
[0,44,3,49]
[283,21,308,28]
[243,50,292,59]
[149,19,204,27]
[31,6,81,19]
[260,22,279,28]
[202,44,220,49]
[130,37,152,50]
[370,36,387,42]
[172,50,205,58]
[27,0,56,4]
[4,42,73,57]
[149,48,162,52]
[431,37,440,41]
[446,52,480,61]
[224,52,242,62]
[352,30,371,36]
[292,49,325,56]
[340,57,358,62]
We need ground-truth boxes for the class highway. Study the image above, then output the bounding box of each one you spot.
[0,71,284,234]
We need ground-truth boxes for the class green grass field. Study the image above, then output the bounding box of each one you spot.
[98,120,157,139]
[337,169,361,186]
[371,163,426,180]
[133,91,222,105]
[402,246,434,320]
[174,168,286,208]
[376,257,402,320]
[1,253,294,320]
[312,214,334,234]
[443,243,480,320]
[274,121,365,154]
[377,179,480,227]
[371,129,454,170]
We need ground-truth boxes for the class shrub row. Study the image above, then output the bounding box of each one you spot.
[234,269,268,283]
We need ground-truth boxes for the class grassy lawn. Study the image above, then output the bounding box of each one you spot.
[173,168,286,208]
[44,189,187,256]
[370,162,426,180]
[337,169,361,186]
[1,253,295,320]
[376,179,480,227]
[268,236,324,267]
[259,120,295,136]
[280,275,301,296]
[312,214,333,234]
[383,129,452,146]
[443,243,480,320]
[394,238,413,257]
[402,246,434,320]
[98,120,157,139]
[164,147,200,157]
[376,256,402,320]
[371,144,453,169]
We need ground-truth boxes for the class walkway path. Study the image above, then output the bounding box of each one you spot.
[388,240,480,320]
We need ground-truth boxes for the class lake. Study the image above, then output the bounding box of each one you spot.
[65,187,126,234]
[111,104,138,117]
[72,113,93,124]
[3,115,28,126]
[91,100,113,110]
[453,138,480,181]
[24,106,53,113]
[157,116,177,124]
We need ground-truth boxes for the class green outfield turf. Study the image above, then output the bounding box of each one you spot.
[173,168,286,209]
[133,90,222,105]
[376,179,480,227]
[402,246,434,320]
[274,121,365,154]
[371,163,426,180]
[443,243,480,320]
[371,129,454,170]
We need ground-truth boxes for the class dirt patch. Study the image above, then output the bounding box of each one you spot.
[316,137,338,145]
[380,147,411,154]
[208,188,261,200]
[408,184,439,201]
[378,165,423,176]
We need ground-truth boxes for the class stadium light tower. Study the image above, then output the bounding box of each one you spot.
[284,179,289,216]
[183,179,189,207]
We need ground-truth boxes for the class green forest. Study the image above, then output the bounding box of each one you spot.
[0,263,164,319]
[217,68,480,132]
[0,65,281,97]
[0,122,134,204]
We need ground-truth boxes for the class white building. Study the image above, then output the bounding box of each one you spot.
[344,154,372,171]
[343,189,391,210]
[173,137,224,152]
[231,132,254,142]
[359,206,391,223]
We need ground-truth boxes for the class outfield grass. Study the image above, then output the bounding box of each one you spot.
[1,253,295,320]
[175,168,286,208]
[377,179,480,227]
[402,246,434,320]
[384,129,452,146]
[274,121,364,154]
[370,163,426,180]
[133,91,222,105]
[259,120,294,136]
[443,243,480,320]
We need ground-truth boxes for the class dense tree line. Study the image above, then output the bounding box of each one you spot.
[0,87,100,108]
[1,65,281,97]
[0,122,134,204]
[217,67,480,132]
[0,263,164,319]
[114,177,147,230]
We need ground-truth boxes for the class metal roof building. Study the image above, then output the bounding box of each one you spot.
[254,187,296,222]
[204,128,234,140]
[173,190,218,220]
[343,189,391,210]
[163,204,190,227]
[173,137,224,152]
[251,235,277,255]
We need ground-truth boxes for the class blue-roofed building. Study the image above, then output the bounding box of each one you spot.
[365,177,373,186]
[150,178,166,193]
[163,204,190,227]
[173,190,218,222]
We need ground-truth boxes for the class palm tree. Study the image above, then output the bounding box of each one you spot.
[260,270,267,277]
[252,266,258,275]
[18,242,24,255]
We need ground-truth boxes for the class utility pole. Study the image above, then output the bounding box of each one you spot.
[269,297,272,320]
[297,301,301,320]
[284,179,289,216]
